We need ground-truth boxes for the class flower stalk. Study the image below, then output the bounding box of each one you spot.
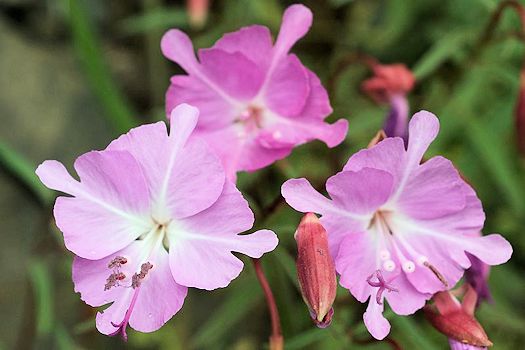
[252,258,283,350]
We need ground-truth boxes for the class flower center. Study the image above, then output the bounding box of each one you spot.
[236,105,264,134]
[367,209,449,287]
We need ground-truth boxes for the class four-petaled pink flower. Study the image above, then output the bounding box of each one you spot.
[282,111,512,340]
[161,4,348,180]
[36,104,278,339]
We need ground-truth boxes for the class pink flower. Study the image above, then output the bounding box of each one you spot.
[35,104,278,339]
[161,4,348,179]
[281,111,512,340]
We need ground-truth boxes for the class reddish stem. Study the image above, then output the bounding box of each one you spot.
[252,258,283,350]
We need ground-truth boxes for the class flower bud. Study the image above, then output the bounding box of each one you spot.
[186,0,209,30]
[362,62,415,141]
[424,287,492,348]
[295,213,337,328]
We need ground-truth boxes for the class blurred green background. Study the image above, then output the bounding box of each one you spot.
[1,0,525,349]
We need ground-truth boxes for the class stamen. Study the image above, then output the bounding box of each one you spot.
[104,272,127,291]
[379,250,391,260]
[402,261,415,273]
[423,261,448,287]
[108,256,127,269]
[367,270,398,305]
[131,262,153,289]
[383,260,396,272]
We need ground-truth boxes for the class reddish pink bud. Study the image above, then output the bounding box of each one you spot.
[362,63,415,104]
[295,213,337,328]
[186,0,209,29]
[516,68,525,155]
[424,288,492,347]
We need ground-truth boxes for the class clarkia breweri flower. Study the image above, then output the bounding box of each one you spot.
[295,213,337,328]
[161,4,348,179]
[36,104,278,339]
[281,111,512,340]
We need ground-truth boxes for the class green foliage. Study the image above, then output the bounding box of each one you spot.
[1,0,525,349]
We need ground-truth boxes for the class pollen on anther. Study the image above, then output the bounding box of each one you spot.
[383,260,396,272]
[379,250,391,260]
[402,261,415,273]
[131,262,154,289]
[417,256,428,266]
[108,256,128,269]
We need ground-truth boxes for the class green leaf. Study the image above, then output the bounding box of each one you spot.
[28,260,54,339]
[0,141,53,205]
[192,275,262,348]
[466,117,525,214]
[413,31,473,80]
[65,0,138,134]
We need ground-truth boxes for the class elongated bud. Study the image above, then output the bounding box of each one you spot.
[424,287,492,348]
[362,62,415,141]
[186,0,209,30]
[295,213,337,328]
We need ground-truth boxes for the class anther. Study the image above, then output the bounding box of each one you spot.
[379,250,391,260]
[131,262,153,289]
[423,261,448,287]
[104,272,127,291]
[383,260,396,272]
[108,256,127,269]
[402,261,415,273]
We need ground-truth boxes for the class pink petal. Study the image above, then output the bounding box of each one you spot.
[212,25,273,70]
[48,151,151,259]
[336,232,377,302]
[96,291,133,336]
[75,241,188,335]
[161,105,227,218]
[326,168,393,215]
[320,214,365,260]
[462,234,512,266]
[106,122,169,195]
[35,160,78,194]
[385,273,429,315]
[281,178,339,215]
[274,4,312,58]
[161,29,200,74]
[414,181,485,236]
[363,298,390,340]
[198,48,264,100]
[405,111,440,170]
[168,182,278,289]
[165,137,225,218]
[344,138,406,187]
[398,234,466,294]
[129,245,188,332]
[162,30,240,112]
[166,76,235,129]
[258,118,348,149]
[396,156,466,220]
[299,68,333,120]
[264,54,309,117]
